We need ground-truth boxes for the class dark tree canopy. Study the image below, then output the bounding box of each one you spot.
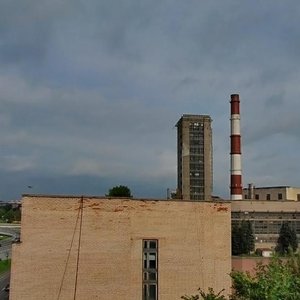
[232,220,255,255]
[107,185,132,197]
[276,221,298,254]
[0,204,21,223]
[232,225,242,256]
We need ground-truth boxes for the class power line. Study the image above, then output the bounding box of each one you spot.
[56,198,82,300]
[73,196,84,300]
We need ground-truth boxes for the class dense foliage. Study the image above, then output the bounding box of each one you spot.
[181,288,226,300]
[276,221,298,254]
[231,255,300,300]
[183,254,300,300]
[232,220,254,255]
[0,259,11,275]
[0,204,21,223]
[107,185,132,197]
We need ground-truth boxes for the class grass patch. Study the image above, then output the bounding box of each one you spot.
[0,259,11,274]
[0,235,10,241]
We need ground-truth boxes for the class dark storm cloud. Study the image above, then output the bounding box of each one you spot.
[1,0,300,200]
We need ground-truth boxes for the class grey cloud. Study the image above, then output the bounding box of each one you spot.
[243,107,300,145]
[1,1,300,200]
[264,94,284,108]
[0,1,65,66]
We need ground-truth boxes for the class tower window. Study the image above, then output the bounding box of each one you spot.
[143,240,158,300]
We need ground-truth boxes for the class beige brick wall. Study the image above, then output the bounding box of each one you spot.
[10,196,231,300]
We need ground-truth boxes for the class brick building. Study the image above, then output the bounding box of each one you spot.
[10,195,231,300]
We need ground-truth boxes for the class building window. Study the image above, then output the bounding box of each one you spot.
[267,194,271,200]
[278,193,283,200]
[255,194,259,200]
[143,240,158,300]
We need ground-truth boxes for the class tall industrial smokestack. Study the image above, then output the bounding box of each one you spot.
[230,94,243,200]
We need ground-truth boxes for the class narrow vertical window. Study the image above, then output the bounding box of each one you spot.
[143,240,158,300]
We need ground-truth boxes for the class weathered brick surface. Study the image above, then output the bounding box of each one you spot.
[11,196,231,299]
[232,257,274,276]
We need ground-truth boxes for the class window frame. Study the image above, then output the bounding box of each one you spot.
[143,239,158,300]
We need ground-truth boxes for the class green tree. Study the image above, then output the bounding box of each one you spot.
[231,255,300,300]
[232,225,242,255]
[232,220,255,255]
[183,255,300,300]
[181,288,226,300]
[276,221,298,254]
[0,204,21,223]
[107,185,132,197]
[240,220,255,255]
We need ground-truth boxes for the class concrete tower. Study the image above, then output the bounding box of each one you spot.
[230,94,243,200]
[176,114,212,201]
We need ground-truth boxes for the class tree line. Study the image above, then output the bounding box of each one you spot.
[0,204,21,223]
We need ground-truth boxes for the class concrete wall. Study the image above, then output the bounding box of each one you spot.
[232,257,271,276]
[232,256,290,277]
[287,187,300,201]
[243,186,300,201]
[10,196,231,300]
[231,200,300,212]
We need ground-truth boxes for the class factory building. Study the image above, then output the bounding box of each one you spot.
[243,184,300,201]
[10,195,231,300]
[233,185,300,249]
[231,200,300,249]
[227,94,300,250]
[176,115,213,201]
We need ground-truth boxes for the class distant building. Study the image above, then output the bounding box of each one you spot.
[243,185,300,201]
[231,200,300,249]
[176,115,213,200]
[0,200,21,207]
[11,195,231,300]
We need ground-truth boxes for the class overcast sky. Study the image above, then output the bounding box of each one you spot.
[1,1,300,201]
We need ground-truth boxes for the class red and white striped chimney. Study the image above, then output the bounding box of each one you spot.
[230,94,243,200]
